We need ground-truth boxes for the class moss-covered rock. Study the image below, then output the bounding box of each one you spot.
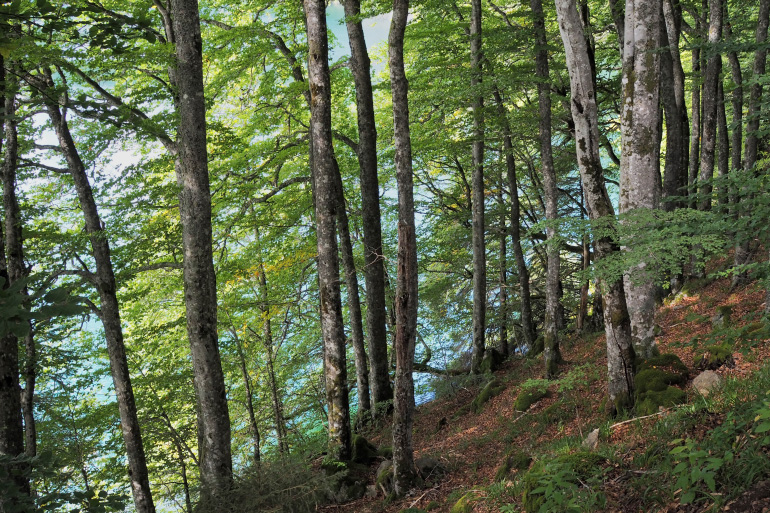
[695,342,734,370]
[471,379,505,414]
[515,388,548,411]
[377,446,393,459]
[711,305,733,328]
[494,449,532,481]
[376,460,393,495]
[480,347,505,374]
[636,386,686,415]
[351,434,378,464]
[638,353,689,379]
[449,492,477,513]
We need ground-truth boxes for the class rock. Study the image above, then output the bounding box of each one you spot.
[351,434,378,464]
[693,370,722,397]
[450,492,477,513]
[415,455,445,479]
[376,459,393,495]
[711,305,732,328]
[471,378,505,413]
[514,387,547,412]
[365,484,378,498]
[582,428,600,451]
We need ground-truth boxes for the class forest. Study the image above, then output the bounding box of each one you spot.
[0,0,769,510]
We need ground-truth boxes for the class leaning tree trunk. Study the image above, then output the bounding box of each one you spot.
[698,0,723,212]
[470,0,487,374]
[342,0,392,410]
[555,0,635,412]
[619,0,662,360]
[231,328,260,463]
[389,0,418,495]
[0,67,28,503]
[43,81,155,512]
[304,0,352,461]
[735,0,769,285]
[531,0,561,378]
[170,0,233,494]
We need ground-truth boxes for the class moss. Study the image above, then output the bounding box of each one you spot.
[636,386,686,415]
[638,353,689,378]
[452,404,471,420]
[713,305,733,327]
[695,342,734,370]
[480,348,505,374]
[529,335,544,357]
[449,492,477,513]
[351,434,378,464]
[377,446,393,459]
[515,388,548,411]
[471,379,505,414]
[425,502,440,511]
[494,449,532,481]
[399,509,426,513]
[635,369,670,395]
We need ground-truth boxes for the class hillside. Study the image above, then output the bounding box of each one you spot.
[320,273,770,513]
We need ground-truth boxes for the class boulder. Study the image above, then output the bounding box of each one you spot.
[415,455,445,480]
[693,370,722,397]
[351,434,378,464]
[376,460,393,495]
[582,428,600,451]
[471,379,505,414]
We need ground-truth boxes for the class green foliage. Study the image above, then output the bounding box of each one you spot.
[515,379,550,411]
[694,342,734,370]
[449,492,477,513]
[494,449,532,481]
[520,452,607,512]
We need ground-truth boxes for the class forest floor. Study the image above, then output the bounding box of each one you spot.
[319,264,770,513]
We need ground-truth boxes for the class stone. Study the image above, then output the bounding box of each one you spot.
[415,455,445,479]
[365,484,378,498]
[711,305,732,328]
[693,370,722,397]
[376,459,393,495]
[582,428,600,451]
[351,434,378,464]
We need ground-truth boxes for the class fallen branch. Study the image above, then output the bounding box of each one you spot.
[609,409,669,430]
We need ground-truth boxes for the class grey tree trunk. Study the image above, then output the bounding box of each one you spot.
[498,189,509,357]
[738,0,770,284]
[492,86,535,351]
[725,16,743,179]
[688,13,703,208]
[389,0,418,495]
[304,0,352,461]
[170,0,233,493]
[661,0,689,211]
[0,66,28,502]
[470,0,486,375]
[531,0,561,378]
[334,182,371,419]
[619,0,662,360]
[555,0,636,412]
[716,81,729,207]
[43,80,155,513]
[342,0,392,410]
[698,0,723,212]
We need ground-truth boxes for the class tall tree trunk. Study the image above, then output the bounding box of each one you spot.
[389,0,418,495]
[170,0,233,494]
[39,0,232,494]
[661,0,689,211]
[620,0,662,360]
[716,81,729,207]
[304,0,352,461]
[492,86,535,351]
[698,0,723,211]
[736,0,769,285]
[498,189,509,357]
[334,184,371,420]
[725,14,743,181]
[688,9,703,208]
[470,0,486,374]
[342,0,392,410]
[555,0,635,412]
[42,78,155,513]
[531,0,561,378]
[0,65,28,503]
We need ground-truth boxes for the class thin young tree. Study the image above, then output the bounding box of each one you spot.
[390,0,418,494]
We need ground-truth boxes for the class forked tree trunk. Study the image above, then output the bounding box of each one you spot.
[531,0,561,378]
[470,0,486,374]
[42,78,155,512]
[342,0,392,410]
[389,0,418,495]
[170,0,233,494]
[698,0,723,212]
[304,0,352,461]
[554,0,635,412]
[619,0,662,360]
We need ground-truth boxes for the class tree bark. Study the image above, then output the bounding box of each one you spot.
[619,0,662,360]
[697,0,723,212]
[661,0,689,211]
[470,0,486,374]
[688,7,703,208]
[716,81,729,207]
[342,0,392,410]
[304,0,352,461]
[231,327,260,463]
[498,189,509,357]
[492,86,535,351]
[531,0,561,378]
[43,77,155,513]
[170,0,233,494]
[0,65,28,502]
[389,0,418,495]
[555,0,635,412]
